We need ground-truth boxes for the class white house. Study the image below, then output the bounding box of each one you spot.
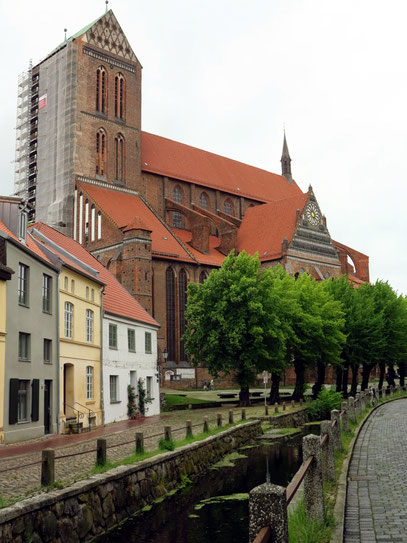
[103,313,159,423]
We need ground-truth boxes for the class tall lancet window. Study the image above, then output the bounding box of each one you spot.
[114,134,124,181]
[179,269,188,362]
[115,73,125,119]
[96,129,106,177]
[96,66,107,114]
[166,267,176,361]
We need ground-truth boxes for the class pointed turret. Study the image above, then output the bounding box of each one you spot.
[281,131,293,184]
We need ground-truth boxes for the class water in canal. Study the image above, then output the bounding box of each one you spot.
[98,440,302,543]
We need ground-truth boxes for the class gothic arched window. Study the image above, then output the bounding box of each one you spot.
[173,186,182,203]
[172,186,183,228]
[199,271,208,284]
[179,269,188,362]
[96,129,106,177]
[166,267,176,361]
[114,73,125,119]
[96,66,107,114]
[199,192,209,209]
[224,199,234,215]
[115,133,124,181]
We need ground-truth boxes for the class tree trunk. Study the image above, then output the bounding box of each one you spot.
[361,363,373,391]
[335,366,343,393]
[239,385,251,407]
[312,360,326,399]
[342,363,350,398]
[350,364,358,397]
[387,364,396,387]
[292,360,305,401]
[269,373,281,404]
[399,363,405,387]
[378,362,386,390]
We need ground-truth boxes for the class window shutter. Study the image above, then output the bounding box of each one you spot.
[9,379,19,424]
[31,379,39,422]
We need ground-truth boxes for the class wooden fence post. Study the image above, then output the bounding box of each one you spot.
[186,420,192,438]
[96,438,107,466]
[41,448,55,486]
[135,432,144,454]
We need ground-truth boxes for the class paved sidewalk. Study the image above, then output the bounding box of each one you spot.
[0,403,284,500]
[344,399,407,543]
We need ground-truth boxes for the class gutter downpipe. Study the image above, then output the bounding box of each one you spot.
[56,272,61,435]
[100,286,105,426]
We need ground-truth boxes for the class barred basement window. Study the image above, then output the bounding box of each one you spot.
[115,73,125,119]
[96,129,106,176]
[115,133,124,181]
[96,66,107,114]
[166,267,176,361]
[179,269,188,362]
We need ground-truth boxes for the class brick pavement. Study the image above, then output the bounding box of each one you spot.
[344,399,407,543]
[0,403,283,501]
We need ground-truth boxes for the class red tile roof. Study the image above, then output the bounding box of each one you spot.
[30,223,159,327]
[172,228,226,267]
[0,220,54,266]
[77,182,195,263]
[237,194,308,260]
[141,132,303,203]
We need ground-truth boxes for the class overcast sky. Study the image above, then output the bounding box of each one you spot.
[0,0,405,293]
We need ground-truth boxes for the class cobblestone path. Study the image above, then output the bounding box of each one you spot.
[344,399,407,543]
[0,403,284,500]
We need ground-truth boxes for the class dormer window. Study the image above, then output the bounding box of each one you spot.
[18,209,27,242]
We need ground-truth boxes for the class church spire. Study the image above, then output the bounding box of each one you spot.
[281,130,293,184]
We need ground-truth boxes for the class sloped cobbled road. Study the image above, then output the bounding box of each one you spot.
[344,399,407,543]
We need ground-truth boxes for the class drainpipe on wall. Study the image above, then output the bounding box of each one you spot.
[100,286,105,426]
[56,272,60,435]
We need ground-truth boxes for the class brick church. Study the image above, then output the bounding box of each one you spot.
[14,9,369,381]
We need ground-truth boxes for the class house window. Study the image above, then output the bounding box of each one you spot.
[19,210,27,242]
[44,339,52,364]
[64,302,73,338]
[109,323,118,349]
[86,309,94,343]
[110,375,119,402]
[114,133,124,181]
[64,276,68,290]
[86,286,89,299]
[166,267,176,361]
[96,129,107,176]
[96,66,107,114]
[86,366,94,400]
[18,263,29,306]
[91,288,95,302]
[71,280,75,294]
[42,274,52,313]
[224,199,233,215]
[18,332,30,361]
[145,331,152,354]
[114,73,125,119]
[18,381,29,422]
[199,192,209,209]
[179,269,187,362]
[146,376,152,398]
[128,328,136,352]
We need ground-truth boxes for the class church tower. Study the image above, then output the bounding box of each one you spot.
[281,131,293,184]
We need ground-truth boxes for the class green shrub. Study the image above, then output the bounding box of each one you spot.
[158,438,175,451]
[307,388,343,421]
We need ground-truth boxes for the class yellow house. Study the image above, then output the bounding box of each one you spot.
[0,262,14,444]
[59,265,104,433]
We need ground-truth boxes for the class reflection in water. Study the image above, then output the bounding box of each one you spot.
[98,442,302,543]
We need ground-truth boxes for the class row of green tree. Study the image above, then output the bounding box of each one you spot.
[184,251,407,406]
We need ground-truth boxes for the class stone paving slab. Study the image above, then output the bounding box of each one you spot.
[344,399,407,542]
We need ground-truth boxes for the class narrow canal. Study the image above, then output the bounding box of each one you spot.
[98,440,302,543]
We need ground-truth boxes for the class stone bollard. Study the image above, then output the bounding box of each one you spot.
[41,448,55,486]
[203,416,209,432]
[217,413,222,427]
[355,393,362,417]
[390,386,394,399]
[291,400,295,409]
[303,434,324,522]
[348,396,356,422]
[283,401,286,411]
[229,410,234,424]
[360,391,365,412]
[265,405,269,416]
[186,420,193,438]
[274,402,279,413]
[249,483,288,543]
[164,426,172,441]
[331,409,342,450]
[135,432,144,454]
[242,409,246,421]
[96,438,107,466]
[341,402,349,433]
[320,421,335,482]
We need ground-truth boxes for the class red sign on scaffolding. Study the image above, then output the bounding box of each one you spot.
[38,94,47,110]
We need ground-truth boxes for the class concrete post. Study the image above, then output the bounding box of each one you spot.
[331,409,341,450]
[186,420,193,438]
[41,448,55,486]
[320,421,335,482]
[242,409,246,421]
[135,432,144,454]
[249,483,288,543]
[229,410,234,424]
[217,413,222,427]
[390,386,394,399]
[341,402,349,433]
[282,401,286,411]
[265,405,269,416]
[355,393,362,417]
[360,391,365,411]
[303,434,324,522]
[348,396,356,423]
[274,403,279,413]
[164,426,172,441]
[96,438,107,466]
[203,416,209,432]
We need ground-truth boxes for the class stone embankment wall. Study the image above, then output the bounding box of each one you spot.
[270,408,308,429]
[0,421,261,543]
